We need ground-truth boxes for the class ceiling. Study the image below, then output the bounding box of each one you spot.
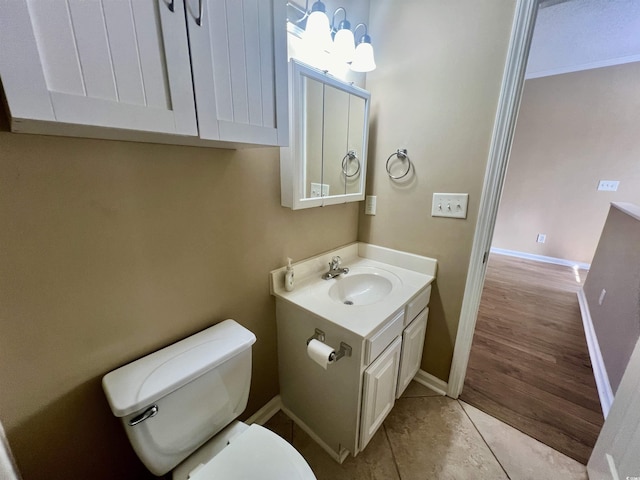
[526,0,640,78]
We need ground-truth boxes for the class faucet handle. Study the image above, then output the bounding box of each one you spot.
[330,256,342,268]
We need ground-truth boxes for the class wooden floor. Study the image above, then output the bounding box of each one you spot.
[460,254,604,465]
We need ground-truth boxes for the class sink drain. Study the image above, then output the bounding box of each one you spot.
[344,300,354,305]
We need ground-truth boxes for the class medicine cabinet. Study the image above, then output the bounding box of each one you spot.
[280,59,370,210]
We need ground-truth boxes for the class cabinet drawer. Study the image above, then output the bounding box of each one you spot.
[404,285,432,326]
[365,309,404,365]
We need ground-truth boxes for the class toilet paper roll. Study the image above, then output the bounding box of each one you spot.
[307,339,335,370]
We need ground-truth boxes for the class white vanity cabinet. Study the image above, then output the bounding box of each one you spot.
[275,283,432,461]
[0,0,287,147]
[271,243,437,462]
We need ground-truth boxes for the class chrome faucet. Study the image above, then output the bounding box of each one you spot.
[322,256,349,280]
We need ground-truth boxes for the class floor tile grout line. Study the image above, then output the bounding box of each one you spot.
[458,399,512,480]
[382,423,404,480]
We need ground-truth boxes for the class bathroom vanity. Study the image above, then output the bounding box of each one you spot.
[270,243,436,462]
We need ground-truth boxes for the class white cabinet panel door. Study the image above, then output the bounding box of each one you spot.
[0,0,197,135]
[185,0,288,145]
[396,308,429,398]
[360,337,401,451]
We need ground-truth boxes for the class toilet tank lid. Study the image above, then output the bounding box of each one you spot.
[102,320,256,417]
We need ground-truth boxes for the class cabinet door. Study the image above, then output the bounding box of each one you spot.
[185,0,288,145]
[0,0,197,135]
[360,337,401,450]
[396,308,429,398]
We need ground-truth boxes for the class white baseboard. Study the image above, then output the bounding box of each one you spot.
[490,247,590,270]
[577,289,614,418]
[414,369,448,396]
[281,405,349,463]
[246,395,282,426]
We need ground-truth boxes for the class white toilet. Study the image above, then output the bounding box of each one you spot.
[102,319,316,479]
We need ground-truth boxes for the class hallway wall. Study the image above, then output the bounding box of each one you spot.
[493,62,640,264]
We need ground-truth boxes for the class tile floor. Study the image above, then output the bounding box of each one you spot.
[264,381,588,480]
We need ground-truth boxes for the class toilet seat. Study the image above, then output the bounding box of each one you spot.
[187,424,316,480]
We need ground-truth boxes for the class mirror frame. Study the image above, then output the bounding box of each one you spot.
[280,59,371,210]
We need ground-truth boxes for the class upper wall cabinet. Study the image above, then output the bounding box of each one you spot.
[187,0,288,146]
[280,59,370,209]
[0,0,288,148]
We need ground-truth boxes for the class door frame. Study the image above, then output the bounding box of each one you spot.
[446,0,539,398]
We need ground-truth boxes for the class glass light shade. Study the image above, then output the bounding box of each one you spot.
[332,28,355,63]
[351,41,376,72]
[304,10,332,52]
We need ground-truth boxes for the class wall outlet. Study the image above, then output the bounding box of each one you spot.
[310,183,330,198]
[431,193,469,218]
[536,233,546,243]
[598,180,619,192]
[365,195,377,215]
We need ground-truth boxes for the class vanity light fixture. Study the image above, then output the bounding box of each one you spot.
[350,23,376,72]
[286,1,376,72]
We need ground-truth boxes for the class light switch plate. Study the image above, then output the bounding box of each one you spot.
[432,193,469,219]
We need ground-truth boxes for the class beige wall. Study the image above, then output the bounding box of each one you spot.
[583,204,640,393]
[360,0,516,381]
[492,62,640,264]
[0,109,358,479]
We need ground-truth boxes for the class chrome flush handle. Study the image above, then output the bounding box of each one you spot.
[128,404,159,426]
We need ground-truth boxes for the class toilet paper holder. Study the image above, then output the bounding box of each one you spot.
[306,329,352,363]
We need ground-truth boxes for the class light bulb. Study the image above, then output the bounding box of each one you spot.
[332,22,355,63]
[303,2,332,52]
[350,34,376,72]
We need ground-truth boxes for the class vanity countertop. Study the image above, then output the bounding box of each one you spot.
[270,243,437,338]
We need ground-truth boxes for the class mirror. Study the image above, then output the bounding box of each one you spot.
[281,59,370,210]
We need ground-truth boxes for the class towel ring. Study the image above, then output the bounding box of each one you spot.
[342,150,361,178]
[386,149,412,180]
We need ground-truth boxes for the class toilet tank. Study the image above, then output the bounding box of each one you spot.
[102,320,257,476]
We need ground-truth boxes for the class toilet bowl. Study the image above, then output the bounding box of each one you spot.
[102,320,316,479]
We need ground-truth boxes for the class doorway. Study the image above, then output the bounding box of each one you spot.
[450,0,640,467]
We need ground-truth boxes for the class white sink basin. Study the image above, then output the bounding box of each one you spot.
[270,244,436,337]
[328,270,398,306]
